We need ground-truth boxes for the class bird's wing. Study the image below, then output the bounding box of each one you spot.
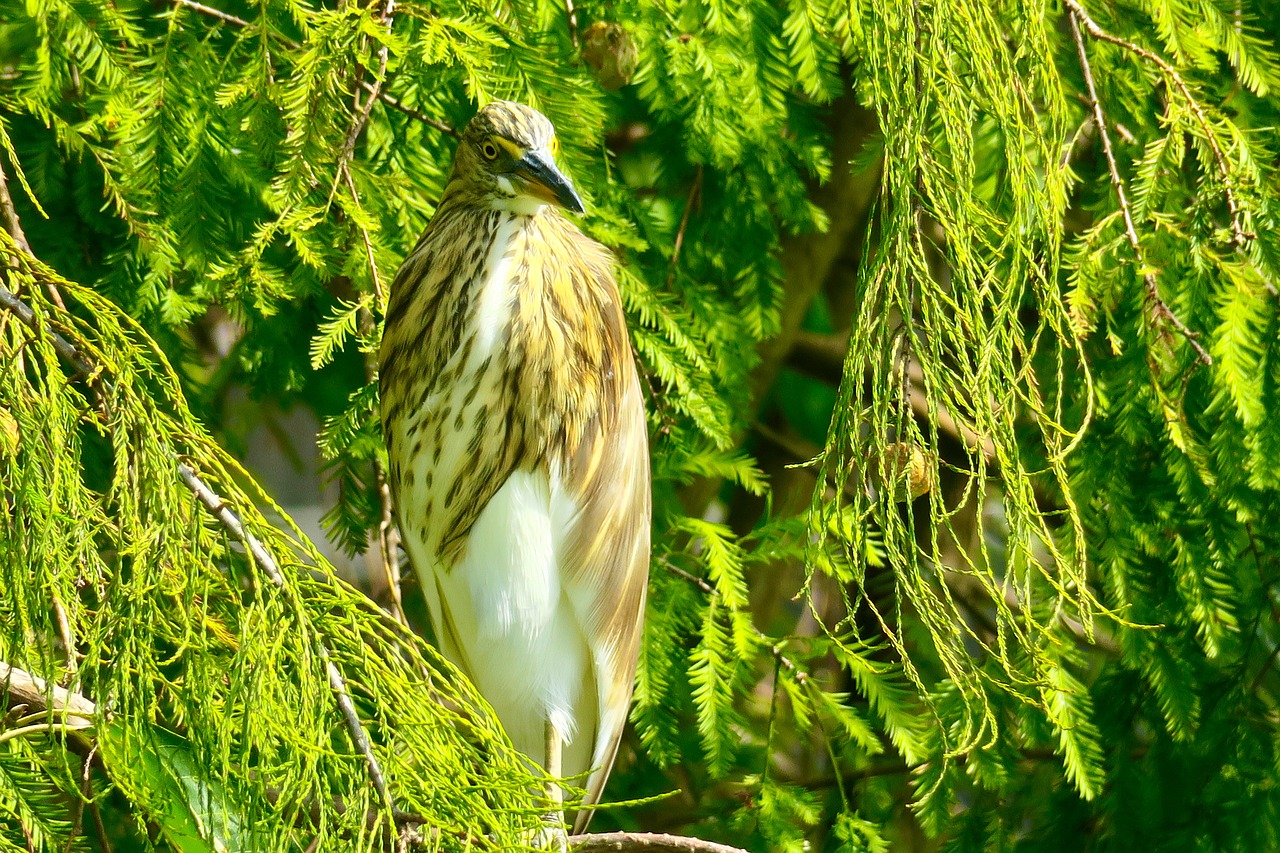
[559,363,651,834]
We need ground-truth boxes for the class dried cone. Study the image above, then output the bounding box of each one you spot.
[581,22,638,91]
[883,441,935,501]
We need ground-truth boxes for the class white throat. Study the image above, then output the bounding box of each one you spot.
[492,176,547,215]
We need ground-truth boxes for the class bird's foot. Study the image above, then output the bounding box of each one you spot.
[526,814,569,852]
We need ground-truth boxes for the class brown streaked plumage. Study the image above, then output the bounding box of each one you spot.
[379,100,650,836]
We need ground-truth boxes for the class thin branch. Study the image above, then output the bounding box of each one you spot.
[176,462,394,814]
[374,460,407,627]
[0,282,93,376]
[87,799,112,853]
[665,168,703,288]
[344,171,387,309]
[0,159,65,310]
[662,559,716,597]
[170,0,456,137]
[374,91,458,137]
[0,244,395,820]
[342,165,407,628]
[661,558,835,727]
[1249,635,1280,693]
[1067,8,1213,367]
[0,160,32,255]
[563,0,580,48]
[0,662,96,725]
[569,832,752,853]
[336,7,408,623]
[173,0,250,28]
[1065,0,1251,248]
[76,749,114,853]
[338,0,395,169]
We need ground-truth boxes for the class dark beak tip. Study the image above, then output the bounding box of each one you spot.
[520,151,585,214]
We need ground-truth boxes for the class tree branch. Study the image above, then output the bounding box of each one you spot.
[176,463,395,815]
[0,160,32,256]
[569,832,751,853]
[0,665,753,853]
[0,662,96,725]
[1064,0,1251,249]
[665,167,702,288]
[332,1,410,630]
[0,159,65,311]
[1067,6,1213,367]
[338,0,396,169]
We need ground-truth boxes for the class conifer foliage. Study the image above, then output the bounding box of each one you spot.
[1,0,1279,850]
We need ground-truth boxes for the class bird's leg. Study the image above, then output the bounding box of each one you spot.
[542,719,568,851]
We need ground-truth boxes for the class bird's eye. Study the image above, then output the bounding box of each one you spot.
[481,141,500,160]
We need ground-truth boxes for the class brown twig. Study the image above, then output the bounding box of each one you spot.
[0,160,32,256]
[0,662,96,724]
[1065,0,1251,249]
[170,0,456,137]
[0,159,65,310]
[661,558,834,732]
[337,39,408,627]
[85,757,113,853]
[665,167,703,288]
[569,832,752,853]
[1067,8,1213,367]
[338,0,395,168]
[173,0,250,28]
[374,459,407,626]
[343,170,408,628]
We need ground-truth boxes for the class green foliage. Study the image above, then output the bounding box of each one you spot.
[1,0,1280,850]
[0,245,546,850]
[99,722,247,853]
[0,738,85,853]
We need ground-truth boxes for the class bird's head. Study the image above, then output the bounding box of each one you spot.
[450,101,584,215]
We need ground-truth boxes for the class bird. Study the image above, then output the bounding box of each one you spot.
[378,100,650,837]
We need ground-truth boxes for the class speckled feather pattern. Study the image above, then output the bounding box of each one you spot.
[378,101,650,833]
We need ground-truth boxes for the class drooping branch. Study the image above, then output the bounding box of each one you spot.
[175,462,394,816]
[0,167,396,821]
[1064,0,1250,249]
[1,662,760,852]
[787,331,997,461]
[1067,7,1213,367]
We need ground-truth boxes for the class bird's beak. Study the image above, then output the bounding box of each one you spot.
[515,149,585,214]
